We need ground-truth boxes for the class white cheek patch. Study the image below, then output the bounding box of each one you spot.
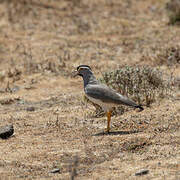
[79,67,91,71]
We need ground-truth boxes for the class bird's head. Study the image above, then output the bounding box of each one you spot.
[73,65,92,77]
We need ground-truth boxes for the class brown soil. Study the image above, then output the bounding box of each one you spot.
[0,0,179,179]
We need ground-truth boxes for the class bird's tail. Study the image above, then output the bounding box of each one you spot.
[136,105,144,111]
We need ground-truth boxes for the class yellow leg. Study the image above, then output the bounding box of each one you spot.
[106,111,111,133]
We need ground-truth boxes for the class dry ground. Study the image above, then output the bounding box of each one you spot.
[0,0,180,179]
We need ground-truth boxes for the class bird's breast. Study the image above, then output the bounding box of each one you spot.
[85,94,115,112]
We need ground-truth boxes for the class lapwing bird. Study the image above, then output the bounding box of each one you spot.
[74,65,144,133]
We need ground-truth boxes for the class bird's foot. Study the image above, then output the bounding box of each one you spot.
[105,129,110,134]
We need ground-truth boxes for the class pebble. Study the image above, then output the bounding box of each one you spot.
[0,124,14,139]
[49,168,60,174]
[135,169,149,176]
[26,106,35,111]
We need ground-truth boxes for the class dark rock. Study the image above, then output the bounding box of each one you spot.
[135,169,149,176]
[49,168,60,173]
[26,106,35,111]
[0,124,14,139]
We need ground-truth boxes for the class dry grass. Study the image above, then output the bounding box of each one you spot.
[155,45,180,66]
[0,0,180,179]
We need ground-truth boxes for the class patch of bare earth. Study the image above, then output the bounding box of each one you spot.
[0,0,179,179]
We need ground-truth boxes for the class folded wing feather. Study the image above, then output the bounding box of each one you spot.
[85,84,139,108]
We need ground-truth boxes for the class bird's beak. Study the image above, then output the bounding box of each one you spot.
[72,70,79,77]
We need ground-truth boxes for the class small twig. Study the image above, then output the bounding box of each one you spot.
[69,155,79,180]
[5,81,12,93]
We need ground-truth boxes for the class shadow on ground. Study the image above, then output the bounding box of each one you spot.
[93,130,140,136]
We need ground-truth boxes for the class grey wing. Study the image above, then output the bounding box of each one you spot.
[85,84,140,108]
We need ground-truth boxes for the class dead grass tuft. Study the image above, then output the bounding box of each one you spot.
[166,0,180,25]
[155,46,180,66]
[0,96,20,105]
[4,0,35,23]
[122,137,151,153]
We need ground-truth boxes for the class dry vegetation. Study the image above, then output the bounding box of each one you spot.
[0,0,180,179]
[166,0,180,25]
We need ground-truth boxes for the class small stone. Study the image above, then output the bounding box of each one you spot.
[11,86,20,93]
[0,124,14,139]
[135,169,149,176]
[49,168,60,173]
[26,106,35,111]
[0,88,5,93]
[24,85,35,90]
